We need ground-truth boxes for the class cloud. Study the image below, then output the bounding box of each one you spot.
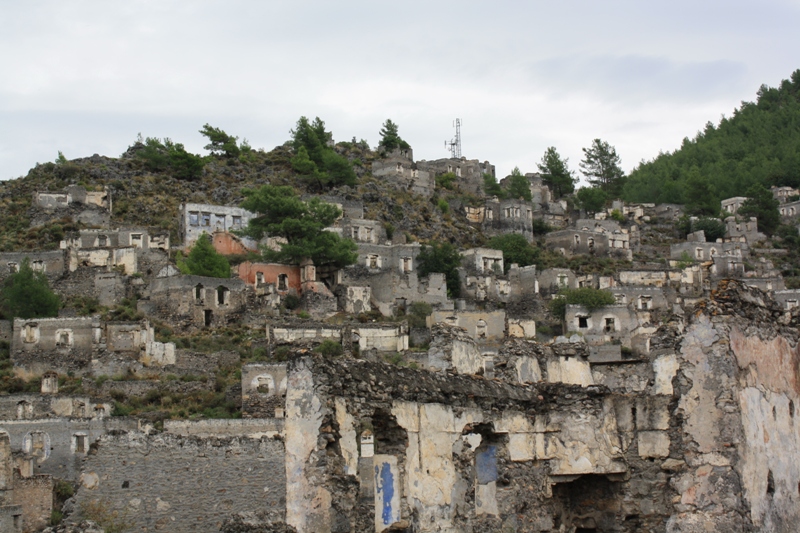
[528,55,749,104]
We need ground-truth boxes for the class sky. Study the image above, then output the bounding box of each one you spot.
[1,0,799,184]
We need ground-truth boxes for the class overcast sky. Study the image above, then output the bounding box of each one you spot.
[2,1,799,184]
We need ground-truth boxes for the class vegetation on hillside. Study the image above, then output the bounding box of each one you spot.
[624,69,800,207]
[177,234,231,278]
[0,258,61,319]
[240,185,358,269]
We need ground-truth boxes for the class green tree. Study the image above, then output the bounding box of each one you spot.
[199,124,243,158]
[241,185,358,269]
[547,287,616,320]
[683,168,719,216]
[487,234,539,272]
[416,241,461,298]
[178,234,231,278]
[0,258,61,319]
[136,136,204,180]
[537,147,576,198]
[691,217,726,241]
[624,70,800,206]
[378,119,410,152]
[483,173,504,197]
[506,167,532,201]
[739,183,781,235]
[290,117,356,189]
[580,139,626,196]
[576,187,608,214]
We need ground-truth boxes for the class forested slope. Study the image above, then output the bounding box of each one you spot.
[623,69,800,210]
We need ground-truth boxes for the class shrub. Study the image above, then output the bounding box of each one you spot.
[437,199,450,213]
[610,209,625,222]
[548,287,616,319]
[692,217,726,241]
[314,340,343,357]
[283,294,300,310]
[407,302,433,329]
[273,346,291,361]
[435,172,457,190]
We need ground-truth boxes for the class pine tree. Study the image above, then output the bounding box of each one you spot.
[378,119,410,152]
[580,139,626,197]
[537,147,576,198]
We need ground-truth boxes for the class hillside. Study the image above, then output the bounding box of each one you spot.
[0,132,485,252]
[623,69,800,210]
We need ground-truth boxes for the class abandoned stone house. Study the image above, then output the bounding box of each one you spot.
[303,195,365,220]
[416,157,495,196]
[371,147,435,197]
[608,286,669,311]
[10,317,175,377]
[341,243,450,315]
[335,218,387,244]
[60,228,169,251]
[482,198,539,240]
[771,185,799,203]
[138,274,247,329]
[537,267,576,294]
[545,228,633,260]
[238,261,302,294]
[30,185,112,228]
[670,240,748,262]
[0,250,66,282]
[427,309,507,341]
[564,304,639,347]
[179,202,256,248]
[779,199,800,220]
[724,216,765,243]
[721,196,749,215]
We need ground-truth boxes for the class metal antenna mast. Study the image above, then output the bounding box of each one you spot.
[444,118,462,159]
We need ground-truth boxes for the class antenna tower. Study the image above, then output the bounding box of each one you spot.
[444,118,462,159]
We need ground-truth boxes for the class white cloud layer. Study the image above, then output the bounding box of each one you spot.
[1,0,798,181]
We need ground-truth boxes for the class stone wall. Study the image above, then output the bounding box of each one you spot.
[12,474,52,533]
[72,432,285,533]
[283,355,633,533]
[0,417,138,482]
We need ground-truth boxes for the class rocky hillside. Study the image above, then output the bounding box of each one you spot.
[0,138,486,252]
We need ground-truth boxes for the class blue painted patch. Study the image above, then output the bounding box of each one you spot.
[476,445,498,485]
[376,462,395,525]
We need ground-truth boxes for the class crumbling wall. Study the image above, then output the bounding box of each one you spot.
[284,355,637,533]
[72,432,286,533]
[664,281,800,532]
[12,474,52,533]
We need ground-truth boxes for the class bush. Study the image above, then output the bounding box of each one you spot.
[314,340,343,357]
[283,294,300,310]
[488,234,538,272]
[610,209,625,222]
[407,301,433,329]
[273,346,291,361]
[531,219,553,235]
[548,287,616,319]
[692,217,726,241]
[435,172,457,190]
[437,199,450,213]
